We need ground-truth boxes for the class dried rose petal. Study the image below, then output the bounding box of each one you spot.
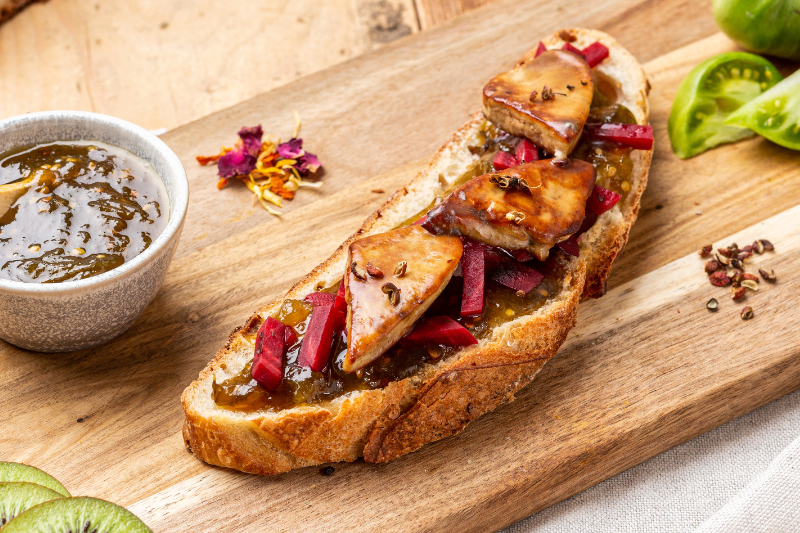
[296,152,321,174]
[277,137,304,159]
[238,125,264,157]
[217,146,256,178]
[709,271,731,287]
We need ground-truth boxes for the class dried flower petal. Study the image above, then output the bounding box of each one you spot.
[277,138,304,159]
[296,151,321,174]
[218,147,257,178]
[238,125,264,157]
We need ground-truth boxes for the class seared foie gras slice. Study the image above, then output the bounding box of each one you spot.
[483,50,594,156]
[344,225,463,372]
[422,159,595,260]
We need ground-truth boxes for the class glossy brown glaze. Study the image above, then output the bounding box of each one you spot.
[344,225,463,371]
[483,50,593,155]
[0,141,168,283]
[422,159,596,260]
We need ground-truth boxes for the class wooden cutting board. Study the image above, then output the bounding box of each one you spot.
[2,0,799,531]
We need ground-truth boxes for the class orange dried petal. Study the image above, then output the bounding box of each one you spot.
[197,154,220,165]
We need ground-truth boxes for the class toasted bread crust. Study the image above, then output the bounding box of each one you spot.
[182,28,652,475]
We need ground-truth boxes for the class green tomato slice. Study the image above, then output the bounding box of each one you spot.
[668,52,783,159]
[725,68,800,151]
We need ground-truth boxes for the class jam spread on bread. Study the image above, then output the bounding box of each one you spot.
[212,40,652,412]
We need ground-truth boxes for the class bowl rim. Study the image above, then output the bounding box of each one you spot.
[0,110,188,295]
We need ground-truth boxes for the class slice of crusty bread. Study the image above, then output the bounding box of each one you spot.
[181,28,652,475]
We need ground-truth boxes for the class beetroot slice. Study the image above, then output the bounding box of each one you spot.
[582,42,610,68]
[296,304,345,372]
[460,240,485,317]
[561,42,586,58]
[510,249,536,263]
[490,255,544,294]
[586,185,622,216]
[304,291,336,307]
[534,41,547,58]
[252,317,286,391]
[582,123,654,150]
[514,139,539,163]
[557,236,580,257]
[403,316,477,346]
[334,280,347,313]
[493,151,519,171]
[285,326,298,347]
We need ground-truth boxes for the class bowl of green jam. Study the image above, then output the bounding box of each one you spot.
[0,111,188,352]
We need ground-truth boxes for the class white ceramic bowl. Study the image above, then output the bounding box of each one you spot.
[0,111,188,352]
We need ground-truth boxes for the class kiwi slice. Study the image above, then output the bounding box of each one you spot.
[0,482,64,526]
[0,462,70,497]
[2,496,151,532]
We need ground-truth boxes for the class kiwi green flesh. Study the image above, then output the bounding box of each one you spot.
[0,482,64,526]
[0,462,70,497]
[1,497,152,533]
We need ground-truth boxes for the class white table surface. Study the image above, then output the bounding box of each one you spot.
[503,386,800,532]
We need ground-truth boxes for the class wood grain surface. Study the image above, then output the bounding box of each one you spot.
[2,0,799,531]
[0,0,419,130]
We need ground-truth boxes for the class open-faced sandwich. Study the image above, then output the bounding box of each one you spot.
[182,28,653,475]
